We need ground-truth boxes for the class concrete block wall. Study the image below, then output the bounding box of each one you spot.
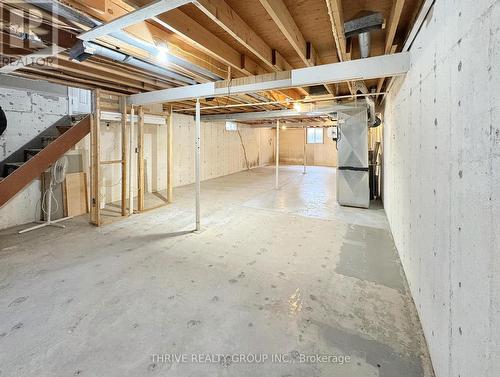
[383,1,500,376]
[0,78,69,162]
[0,76,70,229]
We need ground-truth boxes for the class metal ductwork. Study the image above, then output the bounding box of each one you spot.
[344,13,384,59]
[358,32,371,59]
[27,0,220,82]
[69,40,197,85]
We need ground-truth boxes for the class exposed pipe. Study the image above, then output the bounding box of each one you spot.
[359,32,371,59]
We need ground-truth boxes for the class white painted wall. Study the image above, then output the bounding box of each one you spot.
[383,1,500,377]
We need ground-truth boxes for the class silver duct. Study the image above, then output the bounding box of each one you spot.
[69,40,197,85]
[359,32,371,59]
[26,0,220,82]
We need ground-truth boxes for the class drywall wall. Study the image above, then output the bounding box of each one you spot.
[383,1,499,377]
[279,128,337,166]
[0,76,70,229]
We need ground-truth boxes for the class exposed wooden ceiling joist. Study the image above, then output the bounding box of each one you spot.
[376,0,406,98]
[258,0,335,95]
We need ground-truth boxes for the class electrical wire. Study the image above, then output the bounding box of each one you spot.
[39,157,68,217]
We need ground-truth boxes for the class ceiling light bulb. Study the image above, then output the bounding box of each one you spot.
[293,102,303,112]
[156,42,169,63]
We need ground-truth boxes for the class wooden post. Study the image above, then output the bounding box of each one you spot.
[167,105,173,203]
[90,89,101,226]
[120,97,128,216]
[137,106,145,212]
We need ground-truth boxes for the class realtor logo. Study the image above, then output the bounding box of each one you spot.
[0,1,59,71]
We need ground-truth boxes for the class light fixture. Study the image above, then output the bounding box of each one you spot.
[156,41,169,63]
[293,102,303,112]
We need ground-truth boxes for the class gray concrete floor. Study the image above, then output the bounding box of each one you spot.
[0,166,433,377]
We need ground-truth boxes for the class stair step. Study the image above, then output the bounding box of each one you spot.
[5,162,23,175]
[41,136,58,148]
[24,148,42,160]
[5,162,23,167]
[56,125,72,134]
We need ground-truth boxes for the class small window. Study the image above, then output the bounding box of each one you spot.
[307,128,324,144]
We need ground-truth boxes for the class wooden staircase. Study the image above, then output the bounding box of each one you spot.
[0,115,91,208]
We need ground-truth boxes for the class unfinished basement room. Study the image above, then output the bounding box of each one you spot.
[0,0,498,376]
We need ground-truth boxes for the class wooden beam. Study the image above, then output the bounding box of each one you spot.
[385,0,406,54]
[377,0,405,100]
[79,0,192,41]
[0,116,91,208]
[195,0,279,72]
[324,0,347,62]
[129,53,410,105]
[259,0,335,94]
[147,6,267,75]
[63,0,228,79]
[90,89,101,226]
[259,0,309,66]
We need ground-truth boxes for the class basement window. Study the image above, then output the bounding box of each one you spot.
[307,128,324,144]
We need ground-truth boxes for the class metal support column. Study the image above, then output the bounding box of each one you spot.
[303,126,307,174]
[167,105,174,203]
[275,119,280,189]
[129,105,134,215]
[195,99,201,231]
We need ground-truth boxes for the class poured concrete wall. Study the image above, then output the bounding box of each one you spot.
[383,1,500,376]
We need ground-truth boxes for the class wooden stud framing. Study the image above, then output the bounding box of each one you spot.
[137,106,145,212]
[90,89,101,226]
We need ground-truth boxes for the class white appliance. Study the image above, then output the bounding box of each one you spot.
[336,107,370,208]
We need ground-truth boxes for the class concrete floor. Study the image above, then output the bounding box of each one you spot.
[0,166,433,377]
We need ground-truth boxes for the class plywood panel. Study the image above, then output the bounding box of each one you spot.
[65,172,88,217]
[279,127,337,167]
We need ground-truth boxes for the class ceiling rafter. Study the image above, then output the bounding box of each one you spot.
[376,0,406,99]
[258,0,335,95]
[324,0,347,62]
[127,0,306,101]
[325,0,360,94]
